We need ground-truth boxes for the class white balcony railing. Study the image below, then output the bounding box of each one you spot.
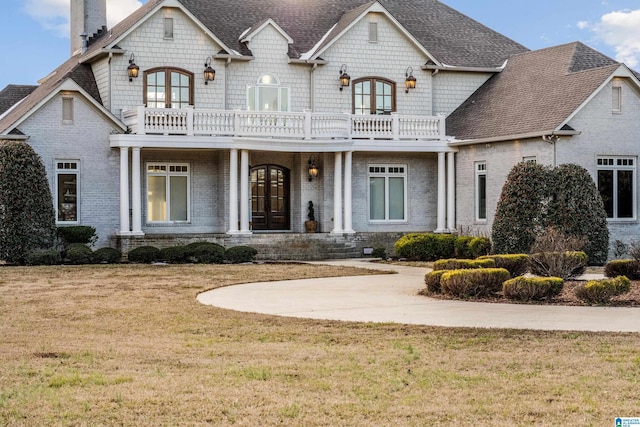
[122,106,446,140]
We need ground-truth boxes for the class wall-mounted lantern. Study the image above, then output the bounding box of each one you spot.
[308,155,319,181]
[127,53,139,82]
[204,57,216,84]
[339,64,350,91]
[405,66,417,93]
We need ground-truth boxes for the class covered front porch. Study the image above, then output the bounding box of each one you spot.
[110,108,457,240]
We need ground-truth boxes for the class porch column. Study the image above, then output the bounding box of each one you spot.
[435,152,447,233]
[239,149,251,234]
[343,151,354,233]
[447,151,456,233]
[227,149,239,234]
[119,147,130,235]
[332,152,343,234]
[131,147,143,235]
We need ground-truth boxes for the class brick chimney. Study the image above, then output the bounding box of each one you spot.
[70,0,107,55]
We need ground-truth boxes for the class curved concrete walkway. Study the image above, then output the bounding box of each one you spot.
[197,260,640,332]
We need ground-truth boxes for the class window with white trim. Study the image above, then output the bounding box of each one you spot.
[62,97,73,124]
[247,74,289,112]
[56,161,79,223]
[475,162,487,221]
[147,163,190,222]
[597,156,635,219]
[164,18,174,39]
[612,85,622,113]
[369,165,407,221]
[369,22,378,42]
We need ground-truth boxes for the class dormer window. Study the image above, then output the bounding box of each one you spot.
[164,18,174,39]
[247,74,289,111]
[369,22,378,43]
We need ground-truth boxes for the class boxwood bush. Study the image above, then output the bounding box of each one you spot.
[127,246,160,263]
[575,276,631,305]
[424,270,447,294]
[93,247,122,264]
[433,258,495,271]
[468,237,491,258]
[57,226,97,247]
[159,245,189,263]
[26,250,62,266]
[394,233,456,261]
[64,243,93,265]
[503,276,564,302]
[454,236,473,259]
[184,242,224,264]
[478,254,530,277]
[604,259,640,280]
[225,246,258,263]
[440,268,511,298]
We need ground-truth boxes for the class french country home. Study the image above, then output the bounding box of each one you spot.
[1,0,639,259]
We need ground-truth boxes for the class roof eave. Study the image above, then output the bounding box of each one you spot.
[448,130,580,147]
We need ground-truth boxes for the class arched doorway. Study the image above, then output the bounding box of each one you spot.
[250,165,290,230]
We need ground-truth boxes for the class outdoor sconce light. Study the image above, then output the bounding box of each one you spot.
[204,57,216,84]
[308,155,319,181]
[405,66,416,93]
[339,64,350,91]
[127,53,140,82]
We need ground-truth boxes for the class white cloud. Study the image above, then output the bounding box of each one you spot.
[23,0,143,38]
[588,9,640,68]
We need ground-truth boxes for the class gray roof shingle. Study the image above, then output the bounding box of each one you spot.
[446,42,621,141]
[0,85,37,116]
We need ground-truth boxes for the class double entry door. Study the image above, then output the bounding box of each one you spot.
[250,165,290,230]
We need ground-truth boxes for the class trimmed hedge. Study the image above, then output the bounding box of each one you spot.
[57,226,97,247]
[394,233,456,261]
[424,270,447,294]
[575,276,631,305]
[529,251,587,279]
[93,247,122,264]
[371,247,387,259]
[440,268,511,298]
[604,259,640,280]
[187,242,225,264]
[468,237,491,258]
[478,254,530,277]
[503,276,564,302]
[64,243,93,265]
[454,236,473,259]
[26,250,62,266]
[225,246,258,263]
[433,258,495,271]
[159,245,189,263]
[127,246,160,263]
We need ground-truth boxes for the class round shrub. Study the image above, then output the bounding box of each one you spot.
[529,251,587,279]
[64,243,93,265]
[424,270,446,294]
[478,254,530,277]
[503,276,564,302]
[26,250,62,266]
[440,268,511,298]
[575,276,631,305]
[159,245,189,263]
[371,247,387,259]
[57,226,97,247]
[468,237,491,258]
[127,246,160,263]
[394,233,456,261]
[604,259,640,280]
[187,242,225,264]
[433,258,495,271]
[93,247,122,264]
[454,236,473,258]
[225,246,258,264]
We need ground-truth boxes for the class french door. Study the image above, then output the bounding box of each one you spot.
[250,165,290,230]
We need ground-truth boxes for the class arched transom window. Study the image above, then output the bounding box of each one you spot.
[247,73,289,111]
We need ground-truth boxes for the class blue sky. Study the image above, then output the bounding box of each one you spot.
[1,0,639,89]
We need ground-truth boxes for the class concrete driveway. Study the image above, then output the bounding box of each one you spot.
[197,260,640,332]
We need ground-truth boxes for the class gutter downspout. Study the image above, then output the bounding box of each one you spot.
[542,134,559,167]
[108,51,113,112]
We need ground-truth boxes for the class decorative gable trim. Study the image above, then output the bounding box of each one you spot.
[1,79,126,136]
[304,1,441,66]
[240,18,294,45]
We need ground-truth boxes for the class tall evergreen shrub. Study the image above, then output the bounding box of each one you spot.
[0,141,56,263]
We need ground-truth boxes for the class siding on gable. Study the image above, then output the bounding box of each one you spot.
[432,71,493,117]
[92,56,110,110]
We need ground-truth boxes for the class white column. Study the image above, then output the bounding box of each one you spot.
[332,152,343,234]
[447,151,456,233]
[435,152,447,233]
[240,149,251,234]
[343,151,354,233]
[131,147,143,235]
[227,149,239,234]
[119,147,130,235]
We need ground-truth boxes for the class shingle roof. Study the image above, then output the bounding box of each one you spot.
[446,42,621,141]
[0,85,37,116]
[84,0,528,69]
[0,56,101,134]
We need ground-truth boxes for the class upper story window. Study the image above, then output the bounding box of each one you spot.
[62,96,74,124]
[247,74,289,111]
[353,77,395,115]
[597,156,635,220]
[144,68,193,109]
[164,18,174,39]
[612,84,622,113]
[369,22,378,43]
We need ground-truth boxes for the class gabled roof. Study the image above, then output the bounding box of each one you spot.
[446,42,622,142]
[0,85,37,116]
[0,55,104,135]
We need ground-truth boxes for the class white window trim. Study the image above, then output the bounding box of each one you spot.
[164,17,174,39]
[146,162,191,224]
[246,73,290,112]
[597,156,636,221]
[475,161,487,222]
[55,160,80,224]
[369,22,378,43]
[368,164,408,223]
[62,96,73,124]
[612,85,622,113]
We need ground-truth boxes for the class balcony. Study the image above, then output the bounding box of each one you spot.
[122,107,446,141]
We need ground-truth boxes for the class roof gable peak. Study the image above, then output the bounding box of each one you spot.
[240,18,294,45]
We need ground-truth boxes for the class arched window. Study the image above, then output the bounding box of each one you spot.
[247,73,289,111]
[144,67,193,109]
[353,77,396,115]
